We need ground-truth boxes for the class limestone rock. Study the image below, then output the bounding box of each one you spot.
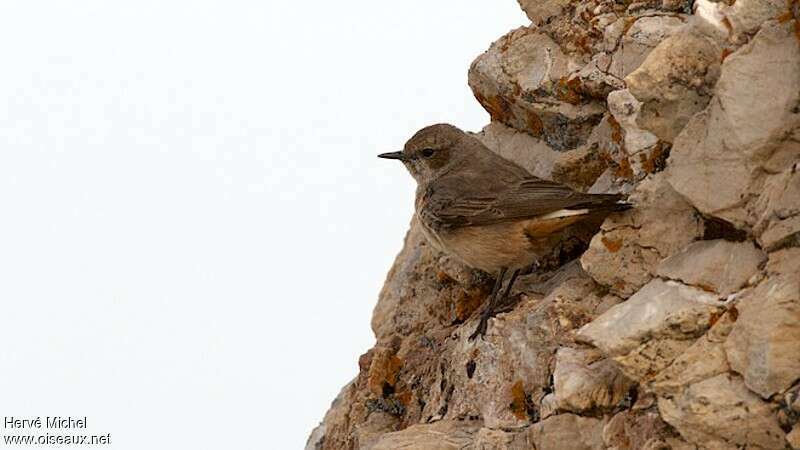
[656,239,766,295]
[789,424,800,450]
[603,409,680,450]
[554,114,630,192]
[691,0,732,42]
[767,247,800,277]
[368,420,480,450]
[754,163,800,251]
[718,0,787,42]
[604,89,674,182]
[607,89,658,158]
[468,27,605,150]
[578,13,688,102]
[549,143,614,192]
[366,421,532,449]
[306,381,365,450]
[527,413,606,450]
[478,120,613,193]
[476,122,561,179]
[658,374,786,449]
[665,23,800,229]
[423,269,606,429]
[641,437,697,450]
[626,31,721,142]
[551,346,635,413]
[650,311,735,395]
[472,427,529,450]
[577,279,723,381]
[370,222,490,340]
[607,16,688,80]
[581,175,703,297]
[760,215,800,252]
[516,0,572,25]
[724,275,800,398]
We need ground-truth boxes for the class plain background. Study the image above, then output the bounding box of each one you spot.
[0,1,526,448]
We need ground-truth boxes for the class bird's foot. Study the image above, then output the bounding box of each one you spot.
[494,293,521,315]
[468,311,491,341]
[468,299,504,340]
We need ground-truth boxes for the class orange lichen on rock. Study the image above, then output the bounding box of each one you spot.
[474,92,513,123]
[554,76,584,105]
[640,142,670,174]
[525,110,544,136]
[509,380,529,420]
[367,350,403,396]
[454,286,488,322]
[601,236,624,252]
[607,114,624,147]
[614,157,634,179]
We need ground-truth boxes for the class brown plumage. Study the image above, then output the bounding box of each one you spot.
[379,123,630,339]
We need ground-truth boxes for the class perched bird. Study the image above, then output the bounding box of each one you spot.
[379,123,630,340]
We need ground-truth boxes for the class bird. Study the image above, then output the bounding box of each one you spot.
[379,123,631,340]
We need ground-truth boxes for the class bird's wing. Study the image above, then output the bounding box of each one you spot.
[422,176,624,229]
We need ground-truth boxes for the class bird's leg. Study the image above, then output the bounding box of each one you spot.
[494,268,522,313]
[469,267,508,341]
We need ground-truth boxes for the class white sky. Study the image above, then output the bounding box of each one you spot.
[0,2,527,448]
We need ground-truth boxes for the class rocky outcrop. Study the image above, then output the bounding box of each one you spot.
[307,1,800,448]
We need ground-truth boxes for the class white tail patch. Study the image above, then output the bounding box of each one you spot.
[538,208,590,220]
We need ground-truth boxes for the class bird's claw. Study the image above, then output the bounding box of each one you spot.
[468,313,490,341]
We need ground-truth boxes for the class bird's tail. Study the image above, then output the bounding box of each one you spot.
[572,193,632,214]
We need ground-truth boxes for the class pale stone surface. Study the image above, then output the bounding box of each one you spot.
[719,0,786,41]
[792,388,800,412]
[754,164,800,250]
[788,424,800,450]
[516,0,572,25]
[658,374,786,449]
[650,311,735,395]
[603,409,680,450]
[552,114,628,192]
[608,16,687,79]
[691,0,732,42]
[641,437,697,450]
[666,23,800,229]
[551,346,634,413]
[657,239,766,295]
[480,118,631,221]
[578,54,626,101]
[305,422,326,450]
[607,89,658,156]
[362,228,615,435]
[724,275,800,398]
[472,427,529,450]
[348,420,530,450]
[581,175,703,297]
[469,27,605,150]
[306,381,362,450]
[606,89,668,180]
[626,31,721,142]
[760,214,800,252]
[528,414,606,450]
[475,122,561,180]
[577,279,723,381]
[426,271,606,429]
[367,420,479,450]
[767,247,800,277]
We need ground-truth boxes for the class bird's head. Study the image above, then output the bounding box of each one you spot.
[378,123,468,183]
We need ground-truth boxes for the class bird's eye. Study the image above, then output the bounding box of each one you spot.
[421,148,435,158]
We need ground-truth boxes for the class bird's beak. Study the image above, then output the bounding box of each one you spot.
[377,151,406,161]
